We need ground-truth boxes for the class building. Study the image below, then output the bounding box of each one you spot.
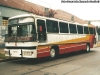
[0,0,88,47]
[0,0,32,46]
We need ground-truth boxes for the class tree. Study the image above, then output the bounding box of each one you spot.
[30,6,57,17]
[45,9,57,17]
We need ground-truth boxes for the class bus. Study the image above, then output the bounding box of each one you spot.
[4,14,97,59]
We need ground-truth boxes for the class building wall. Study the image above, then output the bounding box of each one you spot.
[0,16,2,26]
[0,6,29,18]
[0,5,29,47]
[0,5,30,27]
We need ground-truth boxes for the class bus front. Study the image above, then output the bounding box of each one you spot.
[4,15,38,58]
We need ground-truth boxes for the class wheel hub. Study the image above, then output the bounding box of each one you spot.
[50,49,55,58]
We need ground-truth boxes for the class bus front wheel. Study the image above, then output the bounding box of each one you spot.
[50,48,56,59]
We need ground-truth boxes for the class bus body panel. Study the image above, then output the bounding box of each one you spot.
[37,46,50,58]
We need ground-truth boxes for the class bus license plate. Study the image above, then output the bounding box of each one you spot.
[13,51,18,53]
[23,51,31,56]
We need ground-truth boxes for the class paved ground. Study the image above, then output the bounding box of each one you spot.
[0,47,100,75]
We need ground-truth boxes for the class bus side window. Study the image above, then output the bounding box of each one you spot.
[59,22,69,33]
[84,26,89,34]
[69,24,77,33]
[46,21,52,32]
[89,27,93,34]
[77,25,83,34]
[46,20,59,33]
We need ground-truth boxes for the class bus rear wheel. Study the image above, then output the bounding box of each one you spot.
[86,44,90,52]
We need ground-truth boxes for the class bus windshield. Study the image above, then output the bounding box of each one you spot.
[5,23,37,42]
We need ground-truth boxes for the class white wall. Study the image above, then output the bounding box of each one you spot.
[91,21,100,26]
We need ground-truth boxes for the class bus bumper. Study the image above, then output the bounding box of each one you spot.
[4,49,37,58]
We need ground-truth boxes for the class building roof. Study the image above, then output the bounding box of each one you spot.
[0,0,88,24]
[0,0,40,12]
[55,10,88,24]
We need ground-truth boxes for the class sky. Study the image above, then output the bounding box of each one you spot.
[26,0,100,20]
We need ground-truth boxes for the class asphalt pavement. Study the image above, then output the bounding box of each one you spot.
[0,47,100,75]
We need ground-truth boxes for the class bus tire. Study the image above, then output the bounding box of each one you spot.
[50,48,57,60]
[86,44,90,52]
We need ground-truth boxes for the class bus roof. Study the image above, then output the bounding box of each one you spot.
[9,14,96,28]
[9,14,34,19]
[9,14,68,22]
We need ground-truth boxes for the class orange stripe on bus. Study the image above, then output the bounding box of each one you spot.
[37,46,50,53]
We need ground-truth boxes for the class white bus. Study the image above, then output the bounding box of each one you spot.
[4,14,97,59]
